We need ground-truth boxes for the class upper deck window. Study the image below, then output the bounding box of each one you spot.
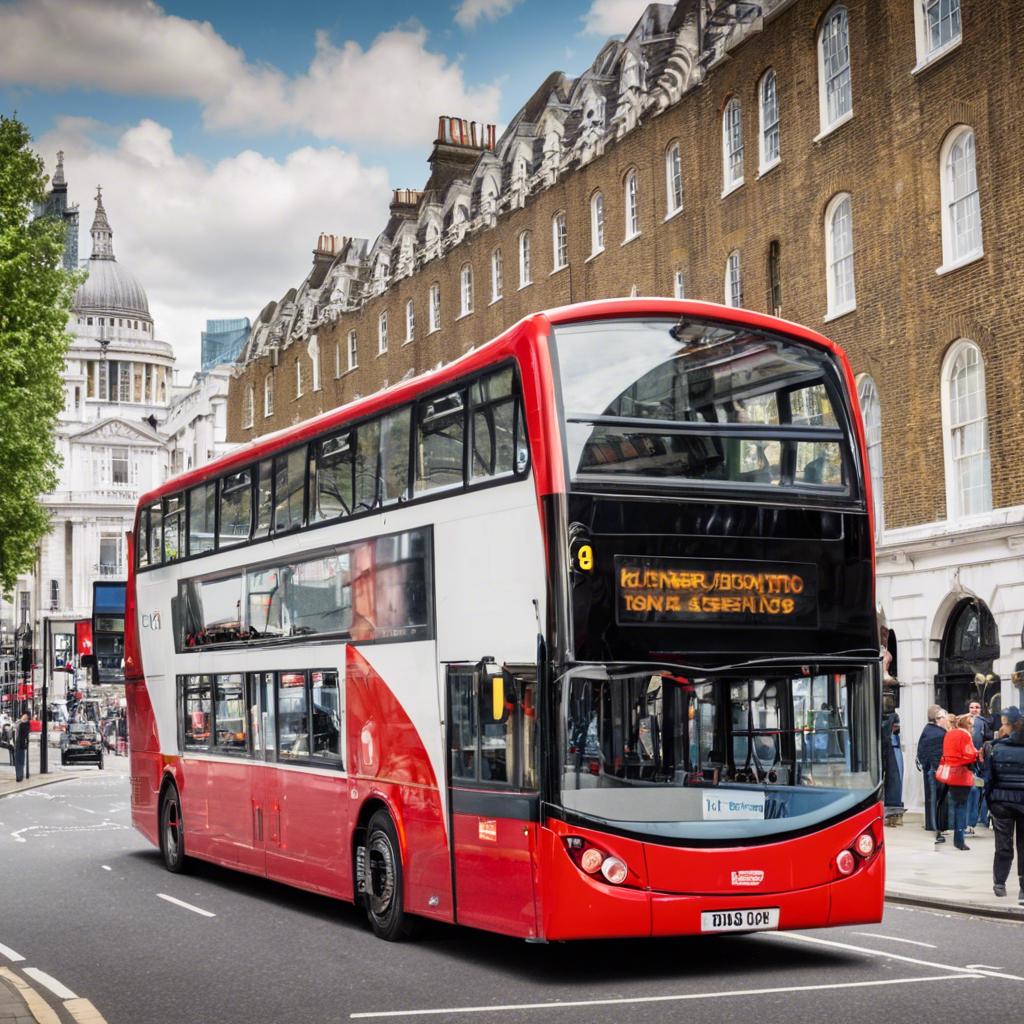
[552,317,854,496]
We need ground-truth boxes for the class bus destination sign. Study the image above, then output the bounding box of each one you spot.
[615,556,818,627]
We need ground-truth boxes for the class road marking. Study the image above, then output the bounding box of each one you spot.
[851,931,937,948]
[0,942,25,962]
[349,973,977,1019]
[0,967,60,1024]
[157,893,216,918]
[70,805,97,815]
[24,966,78,1000]
[101,865,112,871]
[10,825,38,842]
[768,931,1024,982]
[966,963,1005,971]
[65,997,110,1023]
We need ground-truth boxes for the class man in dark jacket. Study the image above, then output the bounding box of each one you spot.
[986,706,1024,901]
[14,712,30,782]
[917,705,949,835]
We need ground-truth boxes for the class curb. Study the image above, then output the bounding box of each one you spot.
[0,774,77,801]
[886,891,1024,923]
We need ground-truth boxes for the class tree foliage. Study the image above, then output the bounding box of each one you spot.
[0,114,81,598]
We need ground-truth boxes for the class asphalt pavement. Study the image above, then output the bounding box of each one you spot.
[1,760,1022,1024]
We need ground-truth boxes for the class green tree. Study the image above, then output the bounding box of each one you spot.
[0,114,81,598]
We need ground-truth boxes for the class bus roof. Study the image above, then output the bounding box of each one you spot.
[137,298,855,511]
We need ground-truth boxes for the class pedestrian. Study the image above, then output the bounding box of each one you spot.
[883,707,905,825]
[936,714,979,850]
[917,705,949,835]
[14,711,30,783]
[972,702,994,828]
[0,716,14,766]
[986,706,1024,902]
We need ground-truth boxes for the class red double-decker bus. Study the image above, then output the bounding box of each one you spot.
[122,298,883,941]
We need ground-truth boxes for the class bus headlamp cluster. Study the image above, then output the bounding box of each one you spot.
[836,829,878,877]
[564,836,629,885]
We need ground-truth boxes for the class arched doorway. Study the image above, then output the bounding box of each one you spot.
[934,598,1000,715]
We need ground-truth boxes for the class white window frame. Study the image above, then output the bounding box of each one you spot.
[378,311,388,355]
[243,384,254,428]
[913,0,961,71]
[334,342,341,379]
[721,99,744,195]
[825,192,856,319]
[758,69,780,174]
[856,373,884,538]
[459,263,473,317]
[347,329,358,370]
[263,374,274,418]
[590,192,604,255]
[940,339,992,521]
[552,212,568,271]
[817,6,852,137]
[665,142,683,217]
[725,250,742,307]
[624,170,640,240]
[518,231,532,288]
[491,248,503,302]
[405,299,415,343]
[673,270,685,300]
[310,338,321,392]
[938,125,983,273]
[295,358,303,398]
[429,284,441,332]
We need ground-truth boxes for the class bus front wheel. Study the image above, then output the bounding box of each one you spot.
[159,784,188,874]
[363,810,417,941]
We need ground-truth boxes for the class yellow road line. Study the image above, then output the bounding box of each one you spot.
[0,966,60,1024]
[64,997,109,1023]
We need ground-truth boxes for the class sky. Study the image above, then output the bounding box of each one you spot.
[0,0,658,377]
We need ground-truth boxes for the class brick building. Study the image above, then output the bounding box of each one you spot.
[226,0,1024,809]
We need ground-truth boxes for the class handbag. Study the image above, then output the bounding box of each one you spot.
[935,762,953,783]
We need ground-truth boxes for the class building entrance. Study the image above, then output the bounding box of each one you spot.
[934,598,1001,717]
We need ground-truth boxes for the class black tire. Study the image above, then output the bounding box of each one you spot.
[363,810,418,941]
[97,756,104,770]
[60,754,67,767]
[159,784,188,874]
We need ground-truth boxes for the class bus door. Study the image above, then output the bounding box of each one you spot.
[260,668,350,897]
[446,662,540,937]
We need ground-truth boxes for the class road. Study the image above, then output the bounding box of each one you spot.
[1,763,1022,1024]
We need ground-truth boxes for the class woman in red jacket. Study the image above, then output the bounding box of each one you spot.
[939,714,980,849]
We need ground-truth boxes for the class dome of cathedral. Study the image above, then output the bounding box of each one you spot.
[73,258,150,317]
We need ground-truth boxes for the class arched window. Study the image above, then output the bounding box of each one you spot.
[722,98,744,193]
[825,193,856,317]
[937,597,999,715]
[460,263,473,317]
[857,374,884,536]
[725,250,742,307]
[378,311,388,354]
[665,142,683,215]
[552,212,568,270]
[941,341,992,519]
[429,284,441,332]
[818,6,852,133]
[759,70,780,171]
[767,239,782,316]
[624,170,639,239]
[518,231,532,287]
[347,329,358,369]
[940,126,983,269]
[243,384,254,428]
[405,299,415,343]
[263,374,274,418]
[295,357,303,398]
[491,248,503,302]
[590,191,604,254]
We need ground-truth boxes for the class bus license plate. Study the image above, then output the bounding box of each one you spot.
[700,908,780,933]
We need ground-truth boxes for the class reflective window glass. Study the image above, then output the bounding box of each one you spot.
[214,674,247,753]
[415,390,465,494]
[188,482,216,556]
[277,671,309,759]
[147,503,162,566]
[182,675,211,750]
[254,460,273,539]
[380,408,411,506]
[310,670,342,763]
[219,470,252,547]
[315,432,354,520]
[163,495,184,562]
[273,447,306,533]
[354,419,381,512]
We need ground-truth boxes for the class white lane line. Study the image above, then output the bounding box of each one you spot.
[851,932,937,948]
[768,931,1024,982]
[101,865,112,871]
[967,963,1006,971]
[349,973,977,1020]
[23,967,78,1000]
[157,893,216,918]
[0,942,25,962]
[70,805,97,815]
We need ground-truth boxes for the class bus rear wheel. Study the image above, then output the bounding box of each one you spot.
[159,784,188,874]
[364,810,417,941]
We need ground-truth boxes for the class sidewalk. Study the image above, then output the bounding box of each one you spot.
[884,812,1024,920]
[0,739,80,799]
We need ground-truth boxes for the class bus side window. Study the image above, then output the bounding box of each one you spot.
[449,669,477,782]
[147,502,162,565]
[315,432,354,521]
[254,460,273,539]
[380,407,412,506]
[163,495,184,562]
[354,419,381,512]
[137,507,149,568]
[416,389,466,495]
[219,469,253,547]
[470,368,517,482]
[273,447,306,534]
[188,481,217,556]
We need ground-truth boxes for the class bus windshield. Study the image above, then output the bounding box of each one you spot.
[560,665,880,840]
[552,317,854,493]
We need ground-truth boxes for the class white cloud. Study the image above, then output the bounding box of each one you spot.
[581,0,652,36]
[0,1,500,150]
[37,118,391,376]
[454,0,523,30]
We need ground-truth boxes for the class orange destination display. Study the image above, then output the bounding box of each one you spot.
[615,556,818,627]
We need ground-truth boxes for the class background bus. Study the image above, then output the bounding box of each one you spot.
[122,298,882,941]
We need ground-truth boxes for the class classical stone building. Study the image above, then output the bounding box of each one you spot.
[226,0,1024,810]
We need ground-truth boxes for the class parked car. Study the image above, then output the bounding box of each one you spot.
[60,721,104,768]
